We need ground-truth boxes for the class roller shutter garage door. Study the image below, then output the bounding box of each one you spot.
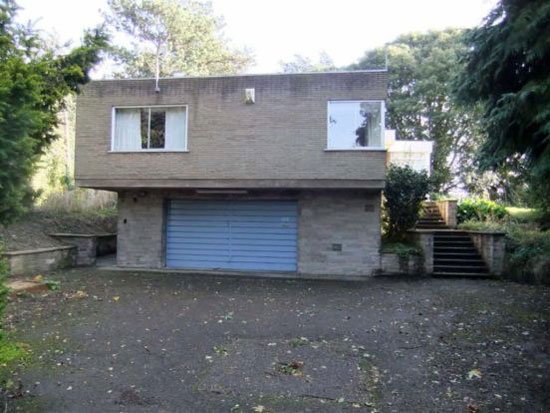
[166,200,298,271]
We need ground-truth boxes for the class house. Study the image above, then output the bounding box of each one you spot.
[385,130,434,175]
[75,71,388,277]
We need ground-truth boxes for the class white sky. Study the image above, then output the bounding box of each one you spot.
[15,0,497,76]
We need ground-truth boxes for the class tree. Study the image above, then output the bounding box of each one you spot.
[384,165,432,241]
[454,0,550,210]
[104,0,252,78]
[0,0,108,225]
[350,29,484,192]
[279,51,336,73]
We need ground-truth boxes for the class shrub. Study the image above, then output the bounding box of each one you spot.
[384,165,432,241]
[458,219,550,285]
[0,245,9,341]
[457,198,508,223]
[506,228,550,285]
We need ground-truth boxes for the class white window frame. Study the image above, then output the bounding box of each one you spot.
[326,100,386,151]
[110,104,189,153]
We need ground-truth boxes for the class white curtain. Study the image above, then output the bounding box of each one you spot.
[113,109,141,151]
[165,107,187,150]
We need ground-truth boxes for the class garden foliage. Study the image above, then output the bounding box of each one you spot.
[383,165,431,241]
[0,0,108,225]
[457,199,508,224]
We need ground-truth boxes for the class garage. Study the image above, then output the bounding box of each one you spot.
[165,200,298,271]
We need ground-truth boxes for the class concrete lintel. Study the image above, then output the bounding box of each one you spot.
[75,179,385,190]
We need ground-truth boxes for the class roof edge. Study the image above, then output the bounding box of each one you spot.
[90,69,388,83]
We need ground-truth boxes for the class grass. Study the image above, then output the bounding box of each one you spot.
[0,340,29,365]
[37,189,117,214]
[506,207,543,222]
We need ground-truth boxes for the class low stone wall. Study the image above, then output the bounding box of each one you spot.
[49,233,116,266]
[468,231,506,276]
[407,230,434,274]
[436,199,458,228]
[3,246,76,277]
[380,252,424,275]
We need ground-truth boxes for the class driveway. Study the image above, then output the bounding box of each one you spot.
[4,269,550,412]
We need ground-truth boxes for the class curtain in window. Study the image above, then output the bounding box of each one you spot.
[165,107,187,150]
[114,109,141,151]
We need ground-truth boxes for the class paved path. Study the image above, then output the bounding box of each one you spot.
[4,269,550,412]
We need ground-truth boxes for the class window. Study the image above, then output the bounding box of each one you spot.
[327,101,384,149]
[112,106,187,151]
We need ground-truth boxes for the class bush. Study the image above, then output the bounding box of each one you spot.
[457,198,508,223]
[506,228,550,285]
[381,241,422,258]
[384,165,432,241]
[458,219,550,285]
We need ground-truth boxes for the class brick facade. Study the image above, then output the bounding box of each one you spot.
[75,71,387,189]
[116,189,382,276]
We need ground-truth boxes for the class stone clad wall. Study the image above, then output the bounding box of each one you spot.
[380,253,424,275]
[298,191,381,276]
[469,232,506,276]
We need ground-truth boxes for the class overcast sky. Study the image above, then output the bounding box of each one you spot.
[16,0,497,76]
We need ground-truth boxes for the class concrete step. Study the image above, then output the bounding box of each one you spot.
[434,240,474,246]
[434,258,485,266]
[435,252,481,259]
[434,247,478,254]
[434,235,471,242]
[416,225,449,229]
[433,265,488,274]
[433,272,492,278]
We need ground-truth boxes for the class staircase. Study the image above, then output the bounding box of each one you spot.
[416,202,490,277]
[416,202,447,229]
[433,231,489,277]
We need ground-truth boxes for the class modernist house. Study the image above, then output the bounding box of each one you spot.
[75,71,388,276]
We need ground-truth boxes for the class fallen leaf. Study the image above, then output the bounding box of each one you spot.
[71,290,88,299]
[467,369,482,380]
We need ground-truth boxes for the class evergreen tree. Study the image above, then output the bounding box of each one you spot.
[0,0,108,224]
[454,0,550,177]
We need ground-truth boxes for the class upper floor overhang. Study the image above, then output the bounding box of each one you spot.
[75,70,388,189]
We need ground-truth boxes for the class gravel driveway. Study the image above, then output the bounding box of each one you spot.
[4,269,550,412]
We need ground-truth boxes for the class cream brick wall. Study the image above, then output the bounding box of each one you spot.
[115,189,381,276]
[75,71,387,189]
[298,190,381,275]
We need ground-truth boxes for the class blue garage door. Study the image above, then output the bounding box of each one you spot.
[166,200,298,271]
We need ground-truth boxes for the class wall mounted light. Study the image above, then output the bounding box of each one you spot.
[245,88,255,104]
